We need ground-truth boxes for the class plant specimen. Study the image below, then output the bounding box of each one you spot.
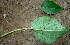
[0,0,69,44]
[0,16,69,44]
[35,0,63,14]
[41,1,63,14]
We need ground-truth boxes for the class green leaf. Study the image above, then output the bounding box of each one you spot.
[30,16,69,44]
[41,1,63,14]
[46,0,50,1]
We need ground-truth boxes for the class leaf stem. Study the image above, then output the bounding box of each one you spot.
[34,7,42,10]
[0,28,32,37]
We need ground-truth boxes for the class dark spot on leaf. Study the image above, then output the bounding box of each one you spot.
[42,33,43,35]
[53,42,55,43]
[49,20,50,21]
[44,28,45,29]
[44,38,45,40]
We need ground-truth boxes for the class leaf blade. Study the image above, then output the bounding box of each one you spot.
[30,16,69,44]
[41,1,63,14]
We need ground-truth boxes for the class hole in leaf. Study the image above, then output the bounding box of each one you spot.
[44,28,45,29]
